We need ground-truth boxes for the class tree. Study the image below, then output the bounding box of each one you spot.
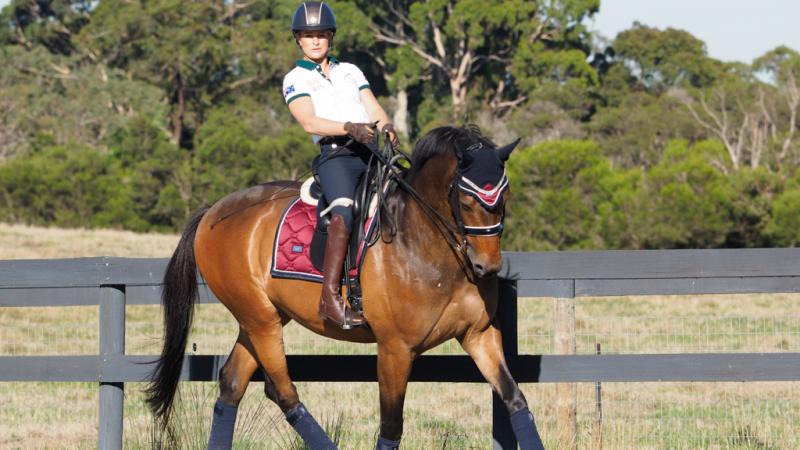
[504,139,629,250]
[192,102,317,205]
[753,46,800,169]
[0,143,127,227]
[0,44,166,160]
[588,91,702,168]
[638,140,734,248]
[676,55,798,172]
[612,23,720,92]
[765,177,800,246]
[0,0,92,54]
[354,0,599,120]
[107,115,190,230]
[78,0,241,145]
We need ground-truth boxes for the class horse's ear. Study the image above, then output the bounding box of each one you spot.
[496,138,521,162]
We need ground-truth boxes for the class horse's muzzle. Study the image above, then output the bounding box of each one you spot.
[467,246,503,278]
[472,261,502,278]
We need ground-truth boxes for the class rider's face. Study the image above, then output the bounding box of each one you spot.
[296,30,333,62]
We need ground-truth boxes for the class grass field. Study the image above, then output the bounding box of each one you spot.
[1,223,799,449]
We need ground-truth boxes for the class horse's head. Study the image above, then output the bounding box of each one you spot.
[409,126,520,279]
[454,138,518,277]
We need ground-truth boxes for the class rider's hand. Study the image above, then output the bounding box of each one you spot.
[381,123,400,150]
[344,122,375,145]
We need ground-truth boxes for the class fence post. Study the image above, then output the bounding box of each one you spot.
[493,279,518,450]
[554,281,577,449]
[99,285,125,450]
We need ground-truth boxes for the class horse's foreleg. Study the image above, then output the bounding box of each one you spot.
[376,345,415,450]
[208,331,259,450]
[460,324,545,450]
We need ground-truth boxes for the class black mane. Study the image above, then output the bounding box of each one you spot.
[410,125,496,172]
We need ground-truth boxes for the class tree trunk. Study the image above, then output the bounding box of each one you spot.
[393,88,409,139]
[450,78,467,120]
[171,70,185,146]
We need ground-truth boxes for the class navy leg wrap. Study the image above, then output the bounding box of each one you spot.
[510,407,545,450]
[285,403,337,450]
[207,400,238,450]
[376,435,401,450]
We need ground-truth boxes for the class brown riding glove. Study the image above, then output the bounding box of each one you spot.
[381,123,400,150]
[343,122,376,145]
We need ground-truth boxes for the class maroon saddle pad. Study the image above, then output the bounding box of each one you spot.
[270,197,376,283]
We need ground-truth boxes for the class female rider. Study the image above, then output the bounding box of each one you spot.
[283,1,399,329]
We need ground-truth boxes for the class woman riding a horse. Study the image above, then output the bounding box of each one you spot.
[283,1,399,329]
[146,2,544,450]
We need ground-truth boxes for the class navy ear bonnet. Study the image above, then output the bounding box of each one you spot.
[456,140,517,211]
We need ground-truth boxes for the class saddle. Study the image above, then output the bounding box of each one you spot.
[271,150,396,313]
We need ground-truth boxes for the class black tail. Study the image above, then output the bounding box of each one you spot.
[146,206,209,429]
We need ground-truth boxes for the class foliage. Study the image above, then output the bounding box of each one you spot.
[638,140,734,248]
[612,22,721,92]
[0,0,92,54]
[0,143,129,228]
[0,45,165,160]
[1,0,799,248]
[192,103,317,205]
[505,139,621,250]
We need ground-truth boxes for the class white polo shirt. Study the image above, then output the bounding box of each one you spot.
[282,57,372,144]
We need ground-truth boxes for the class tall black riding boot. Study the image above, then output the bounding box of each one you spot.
[318,214,366,329]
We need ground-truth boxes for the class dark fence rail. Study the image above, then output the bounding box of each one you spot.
[2,249,800,449]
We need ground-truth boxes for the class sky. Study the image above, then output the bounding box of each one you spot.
[0,0,797,64]
[591,0,800,63]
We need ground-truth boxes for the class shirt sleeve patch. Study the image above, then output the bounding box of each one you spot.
[284,85,296,97]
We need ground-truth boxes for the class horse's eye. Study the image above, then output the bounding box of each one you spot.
[462,203,473,212]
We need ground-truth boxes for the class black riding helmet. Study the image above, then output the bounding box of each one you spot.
[291,1,337,35]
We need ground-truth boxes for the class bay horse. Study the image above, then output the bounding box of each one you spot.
[146,125,544,450]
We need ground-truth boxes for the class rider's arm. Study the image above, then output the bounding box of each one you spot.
[287,96,348,136]
[359,88,391,131]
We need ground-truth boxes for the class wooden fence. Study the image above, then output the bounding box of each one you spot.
[2,249,800,449]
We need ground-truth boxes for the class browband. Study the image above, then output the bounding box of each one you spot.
[457,172,509,210]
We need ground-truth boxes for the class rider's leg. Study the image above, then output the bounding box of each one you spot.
[316,145,366,230]
[460,323,544,450]
[318,213,366,328]
[207,332,258,450]
[315,147,367,328]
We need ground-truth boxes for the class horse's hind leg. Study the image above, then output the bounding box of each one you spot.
[242,306,337,450]
[207,331,259,450]
[460,324,545,450]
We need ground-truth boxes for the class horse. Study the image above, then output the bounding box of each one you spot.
[146,125,544,450]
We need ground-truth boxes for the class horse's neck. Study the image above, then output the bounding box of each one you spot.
[381,158,465,280]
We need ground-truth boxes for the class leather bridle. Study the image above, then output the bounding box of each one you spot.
[365,137,507,280]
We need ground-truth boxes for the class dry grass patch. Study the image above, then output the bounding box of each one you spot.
[0,222,179,259]
[2,224,800,448]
